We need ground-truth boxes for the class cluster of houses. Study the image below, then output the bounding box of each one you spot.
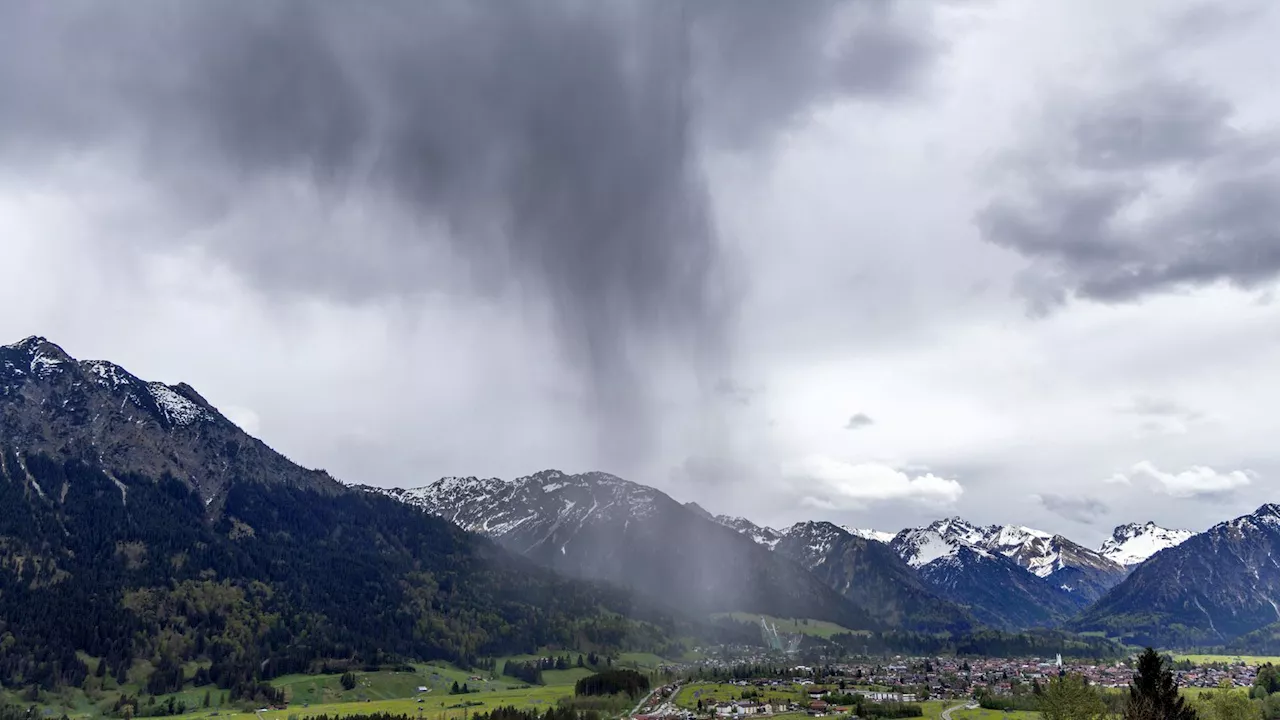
[659,652,1270,720]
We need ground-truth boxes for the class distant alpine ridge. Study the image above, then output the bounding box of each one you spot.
[380,459,1275,647]
[381,472,973,633]
[707,512,1205,634]
[389,467,1236,640]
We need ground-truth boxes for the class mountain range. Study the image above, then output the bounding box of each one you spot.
[1075,504,1280,647]
[7,334,1280,696]
[376,473,969,633]
[0,337,688,694]
[389,464,1280,649]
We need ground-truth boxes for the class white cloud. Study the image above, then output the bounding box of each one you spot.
[1116,461,1254,499]
[221,405,262,436]
[784,455,964,510]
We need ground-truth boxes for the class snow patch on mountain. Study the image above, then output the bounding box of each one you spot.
[715,515,784,549]
[1100,521,1193,566]
[843,527,896,543]
[83,360,135,389]
[892,522,983,568]
[146,382,211,427]
[382,470,667,549]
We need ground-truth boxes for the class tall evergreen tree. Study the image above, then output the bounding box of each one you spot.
[1124,648,1197,720]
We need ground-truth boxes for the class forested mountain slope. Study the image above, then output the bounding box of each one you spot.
[0,338,681,695]
[1074,504,1280,647]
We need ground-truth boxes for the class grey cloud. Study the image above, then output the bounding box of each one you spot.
[691,1,934,148]
[845,412,875,430]
[1123,396,1205,421]
[1033,493,1108,524]
[713,378,757,406]
[1167,3,1272,46]
[978,76,1280,309]
[0,0,940,474]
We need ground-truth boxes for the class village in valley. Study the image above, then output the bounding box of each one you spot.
[628,652,1268,720]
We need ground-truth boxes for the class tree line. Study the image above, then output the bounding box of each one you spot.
[289,707,603,720]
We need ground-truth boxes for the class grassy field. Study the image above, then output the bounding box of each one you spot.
[916,700,951,720]
[712,613,858,639]
[5,656,623,720]
[614,653,670,670]
[162,683,575,720]
[951,709,1039,720]
[1174,654,1280,666]
[673,682,806,709]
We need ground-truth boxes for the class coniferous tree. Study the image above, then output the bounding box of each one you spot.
[1124,648,1197,720]
[341,672,358,691]
[1256,665,1280,696]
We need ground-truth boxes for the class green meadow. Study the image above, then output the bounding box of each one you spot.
[711,613,859,639]
[3,657,624,720]
[1173,654,1280,666]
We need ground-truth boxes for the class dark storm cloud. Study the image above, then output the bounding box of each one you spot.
[845,412,875,429]
[0,0,939,470]
[692,0,934,148]
[978,77,1280,310]
[1033,493,1108,524]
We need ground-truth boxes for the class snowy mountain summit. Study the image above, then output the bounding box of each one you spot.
[843,527,896,544]
[1100,521,1194,566]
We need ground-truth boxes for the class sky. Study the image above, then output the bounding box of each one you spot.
[3,0,1279,546]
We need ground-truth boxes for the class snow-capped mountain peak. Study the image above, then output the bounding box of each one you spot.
[842,526,896,544]
[927,516,986,545]
[1100,521,1194,566]
[892,524,981,568]
[385,469,670,543]
[714,514,784,548]
[887,516,1125,602]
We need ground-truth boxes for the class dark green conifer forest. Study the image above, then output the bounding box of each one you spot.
[0,449,679,695]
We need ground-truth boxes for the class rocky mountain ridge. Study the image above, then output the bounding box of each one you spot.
[0,336,340,508]
[381,471,889,632]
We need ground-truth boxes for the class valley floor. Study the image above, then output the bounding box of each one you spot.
[5,655,666,720]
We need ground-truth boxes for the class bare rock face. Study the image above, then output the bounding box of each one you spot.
[0,336,341,509]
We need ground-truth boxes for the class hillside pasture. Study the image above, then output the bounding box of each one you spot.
[712,613,857,639]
